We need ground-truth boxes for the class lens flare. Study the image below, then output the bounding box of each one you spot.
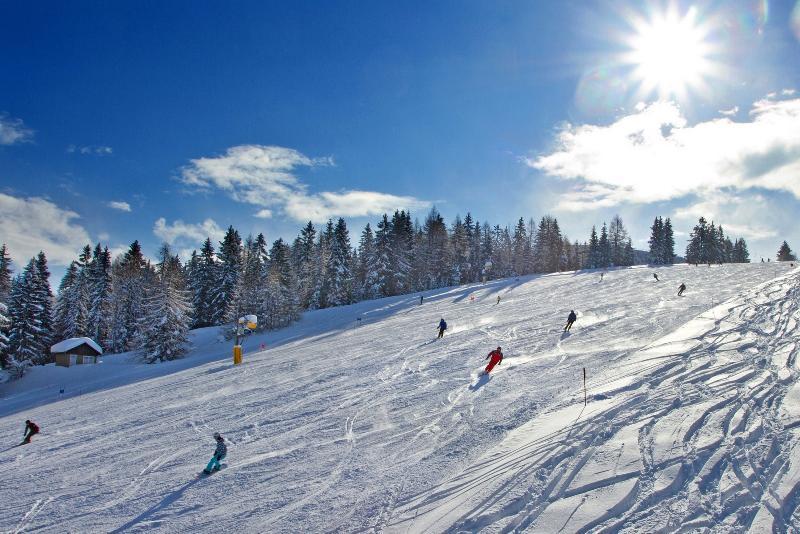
[792,1,800,41]
[620,4,721,101]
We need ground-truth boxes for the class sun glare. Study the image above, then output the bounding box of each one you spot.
[623,6,716,100]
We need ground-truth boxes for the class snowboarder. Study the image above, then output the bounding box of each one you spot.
[483,346,503,375]
[437,318,447,339]
[203,432,227,474]
[564,310,577,332]
[23,420,39,443]
[677,283,686,296]
[653,273,659,281]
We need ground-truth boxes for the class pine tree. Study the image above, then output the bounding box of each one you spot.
[33,252,55,359]
[662,218,675,264]
[608,215,629,266]
[391,210,414,293]
[292,222,317,308]
[356,224,381,300]
[0,245,12,371]
[87,244,113,348]
[512,217,532,276]
[264,238,301,328]
[648,217,664,264]
[326,218,354,306]
[216,226,243,323]
[237,235,267,321]
[8,259,48,367]
[586,226,600,269]
[140,244,191,363]
[0,244,11,304]
[110,241,151,352]
[598,223,610,268]
[53,262,80,340]
[190,238,218,328]
[777,241,797,261]
[733,238,750,263]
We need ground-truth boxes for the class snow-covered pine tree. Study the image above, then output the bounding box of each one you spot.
[53,262,79,340]
[236,235,267,322]
[373,214,394,297]
[777,241,797,261]
[215,226,243,324]
[264,238,300,328]
[110,241,152,352]
[140,244,191,363]
[33,251,55,360]
[292,222,318,308]
[0,245,12,372]
[308,220,334,308]
[662,218,675,264]
[356,223,381,300]
[87,244,113,349]
[189,238,218,328]
[390,210,415,293]
[624,238,635,266]
[685,217,708,265]
[512,217,531,276]
[586,226,600,269]
[598,223,610,269]
[479,222,493,280]
[533,216,563,273]
[608,215,629,267]
[451,215,470,283]
[0,244,11,303]
[648,216,664,264]
[733,238,750,263]
[326,218,354,306]
[7,258,48,368]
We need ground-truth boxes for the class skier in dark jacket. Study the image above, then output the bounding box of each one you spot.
[483,347,503,375]
[564,310,577,332]
[23,420,39,443]
[204,432,227,474]
[677,283,686,296]
[653,273,659,281]
[419,295,423,305]
[437,318,447,338]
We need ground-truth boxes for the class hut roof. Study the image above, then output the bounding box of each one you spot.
[50,337,103,355]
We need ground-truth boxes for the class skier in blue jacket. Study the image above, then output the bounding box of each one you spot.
[437,318,447,338]
[204,433,227,474]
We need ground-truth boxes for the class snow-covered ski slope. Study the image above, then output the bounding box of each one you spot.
[2,263,798,533]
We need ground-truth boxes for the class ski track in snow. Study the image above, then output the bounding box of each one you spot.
[0,263,798,533]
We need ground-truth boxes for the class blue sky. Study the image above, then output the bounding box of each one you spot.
[2,0,800,278]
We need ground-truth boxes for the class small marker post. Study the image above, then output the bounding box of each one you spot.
[583,367,587,406]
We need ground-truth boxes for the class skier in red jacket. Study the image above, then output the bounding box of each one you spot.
[23,420,39,443]
[483,347,503,375]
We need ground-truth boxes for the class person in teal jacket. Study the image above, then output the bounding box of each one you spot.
[204,433,227,474]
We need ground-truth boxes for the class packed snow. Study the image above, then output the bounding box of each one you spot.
[1,262,798,533]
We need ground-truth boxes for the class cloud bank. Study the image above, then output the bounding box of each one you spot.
[0,193,92,266]
[529,95,800,211]
[180,145,429,222]
[0,113,34,145]
[153,217,226,246]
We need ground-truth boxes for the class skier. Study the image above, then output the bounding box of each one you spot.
[483,346,503,375]
[496,295,501,305]
[23,420,39,443]
[677,283,686,296]
[203,432,227,474]
[564,310,577,332]
[653,273,659,281]
[600,272,604,281]
[419,295,423,305]
[437,318,447,339]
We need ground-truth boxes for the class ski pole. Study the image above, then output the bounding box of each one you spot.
[583,368,587,406]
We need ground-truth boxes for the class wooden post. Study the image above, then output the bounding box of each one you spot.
[583,367,587,406]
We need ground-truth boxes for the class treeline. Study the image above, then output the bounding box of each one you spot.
[684,217,750,264]
[0,211,753,375]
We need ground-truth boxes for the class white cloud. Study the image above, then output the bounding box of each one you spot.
[107,201,131,212]
[530,96,800,211]
[0,113,34,145]
[718,106,738,116]
[0,193,92,266]
[782,89,796,96]
[153,217,225,246]
[672,193,778,241]
[180,145,429,222]
[67,144,113,155]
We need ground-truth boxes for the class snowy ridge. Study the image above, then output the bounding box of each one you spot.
[388,268,800,533]
[0,262,796,532]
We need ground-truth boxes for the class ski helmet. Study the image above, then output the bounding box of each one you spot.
[213,432,221,440]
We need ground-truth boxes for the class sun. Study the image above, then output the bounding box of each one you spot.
[622,5,717,100]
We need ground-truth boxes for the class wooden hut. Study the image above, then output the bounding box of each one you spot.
[51,338,103,367]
